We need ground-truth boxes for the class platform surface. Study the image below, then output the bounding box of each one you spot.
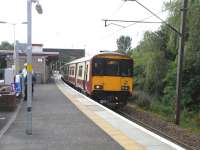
[0,82,123,150]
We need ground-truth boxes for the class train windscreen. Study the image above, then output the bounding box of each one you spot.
[92,58,133,77]
[120,60,133,77]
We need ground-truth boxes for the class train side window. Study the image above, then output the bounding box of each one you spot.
[72,67,74,76]
[78,66,83,77]
[69,66,75,76]
[67,66,69,75]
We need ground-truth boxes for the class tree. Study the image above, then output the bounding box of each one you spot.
[116,35,132,54]
[182,0,200,111]
[0,55,6,68]
[132,31,168,95]
[162,0,200,112]
[0,41,14,50]
[0,41,13,68]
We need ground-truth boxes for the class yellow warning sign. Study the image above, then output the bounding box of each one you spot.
[15,66,20,72]
[27,64,33,72]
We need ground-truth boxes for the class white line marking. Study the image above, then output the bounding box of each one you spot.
[0,117,6,120]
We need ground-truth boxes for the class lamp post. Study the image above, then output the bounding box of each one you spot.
[26,0,43,135]
[13,24,17,71]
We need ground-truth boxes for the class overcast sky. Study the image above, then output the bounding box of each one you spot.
[0,0,168,55]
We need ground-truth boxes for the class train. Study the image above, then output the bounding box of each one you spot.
[62,52,134,107]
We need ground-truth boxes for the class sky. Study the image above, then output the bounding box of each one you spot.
[0,0,168,56]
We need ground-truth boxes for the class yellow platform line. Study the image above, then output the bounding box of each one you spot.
[57,81,144,150]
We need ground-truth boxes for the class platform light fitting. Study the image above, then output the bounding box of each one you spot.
[35,3,43,14]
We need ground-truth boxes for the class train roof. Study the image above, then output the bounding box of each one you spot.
[65,51,130,65]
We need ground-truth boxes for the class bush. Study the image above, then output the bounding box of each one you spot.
[195,116,200,127]
[131,91,151,109]
[150,100,174,121]
[179,110,200,131]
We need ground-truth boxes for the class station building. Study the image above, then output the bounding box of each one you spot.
[0,44,85,83]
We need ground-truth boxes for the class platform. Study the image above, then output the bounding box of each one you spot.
[0,76,185,150]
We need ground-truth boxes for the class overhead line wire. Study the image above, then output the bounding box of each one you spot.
[109,1,126,18]
[134,0,181,36]
[102,1,179,40]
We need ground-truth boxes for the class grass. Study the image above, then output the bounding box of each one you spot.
[180,110,200,134]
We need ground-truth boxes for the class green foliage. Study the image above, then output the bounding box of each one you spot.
[182,1,200,111]
[129,0,200,128]
[164,0,180,56]
[116,35,132,54]
[131,91,151,109]
[132,30,169,95]
[0,41,12,68]
[116,0,200,133]
[180,109,199,129]
[0,57,6,69]
[0,41,13,50]
[150,100,174,121]
[162,61,177,107]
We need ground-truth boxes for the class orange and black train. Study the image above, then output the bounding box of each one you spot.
[62,52,134,107]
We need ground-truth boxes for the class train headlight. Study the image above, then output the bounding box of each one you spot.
[121,86,129,91]
[94,85,103,90]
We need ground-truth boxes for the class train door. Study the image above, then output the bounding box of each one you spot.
[83,62,88,90]
[75,63,78,86]
[65,65,68,81]
[85,61,91,92]
[67,65,70,81]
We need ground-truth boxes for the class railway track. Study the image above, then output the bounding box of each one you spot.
[115,109,195,150]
